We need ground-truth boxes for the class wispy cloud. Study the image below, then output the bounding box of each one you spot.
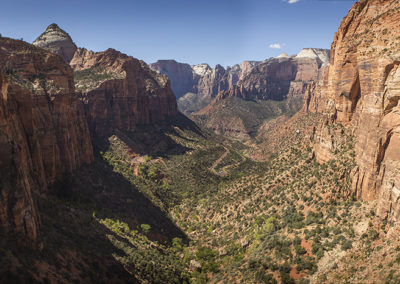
[269,43,283,49]
[285,0,300,3]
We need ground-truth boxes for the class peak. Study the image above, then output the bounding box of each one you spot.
[33,24,77,63]
[276,53,289,58]
[295,48,330,63]
[155,59,178,64]
[46,23,62,31]
[192,63,212,76]
[214,64,225,70]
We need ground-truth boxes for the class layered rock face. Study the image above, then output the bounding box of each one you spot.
[0,38,93,241]
[148,60,194,98]
[150,60,261,113]
[193,50,329,139]
[306,0,400,220]
[33,24,77,63]
[71,48,178,137]
[217,49,329,102]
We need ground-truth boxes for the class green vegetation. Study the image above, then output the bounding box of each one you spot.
[192,96,302,138]
[4,114,399,283]
[74,66,125,91]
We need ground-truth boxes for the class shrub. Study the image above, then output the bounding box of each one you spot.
[341,239,352,251]
[140,224,151,234]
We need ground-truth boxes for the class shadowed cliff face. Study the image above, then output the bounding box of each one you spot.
[71,48,178,137]
[0,38,93,242]
[305,0,400,220]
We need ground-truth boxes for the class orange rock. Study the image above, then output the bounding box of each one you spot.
[305,0,400,220]
[0,38,93,242]
[71,48,178,137]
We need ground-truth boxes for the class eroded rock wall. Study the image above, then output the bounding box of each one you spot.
[71,48,178,137]
[0,38,93,241]
[306,0,400,220]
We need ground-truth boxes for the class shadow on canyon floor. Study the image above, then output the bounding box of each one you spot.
[104,113,205,158]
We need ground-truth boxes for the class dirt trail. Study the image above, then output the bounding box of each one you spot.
[209,147,230,176]
[210,146,247,177]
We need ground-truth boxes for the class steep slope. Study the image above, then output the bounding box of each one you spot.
[149,60,195,98]
[71,48,178,137]
[305,0,400,220]
[33,24,77,63]
[150,60,261,113]
[193,50,329,140]
[0,38,93,242]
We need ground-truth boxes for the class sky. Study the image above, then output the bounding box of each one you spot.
[0,0,356,67]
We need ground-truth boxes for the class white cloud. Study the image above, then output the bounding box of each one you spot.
[286,0,300,3]
[269,43,283,49]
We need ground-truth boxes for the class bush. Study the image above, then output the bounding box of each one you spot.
[341,239,352,251]
[140,224,151,234]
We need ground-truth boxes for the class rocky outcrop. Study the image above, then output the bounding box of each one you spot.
[149,60,194,98]
[0,38,93,242]
[295,48,330,63]
[32,23,178,138]
[71,48,178,137]
[306,0,400,220]
[193,50,329,139]
[217,49,329,102]
[150,60,261,113]
[33,24,77,63]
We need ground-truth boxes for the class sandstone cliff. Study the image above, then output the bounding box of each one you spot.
[33,24,77,63]
[193,50,329,139]
[71,48,178,137]
[150,60,261,113]
[149,60,194,98]
[0,38,93,242]
[305,0,400,220]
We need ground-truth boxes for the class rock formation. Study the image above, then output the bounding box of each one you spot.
[148,60,194,98]
[33,24,77,63]
[0,38,93,242]
[71,48,178,137]
[150,60,261,113]
[305,0,400,220]
[193,49,329,139]
[33,24,179,138]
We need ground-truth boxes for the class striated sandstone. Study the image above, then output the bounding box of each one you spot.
[33,24,77,63]
[0,38,93,241]
[71,48,178,137]
[306,0,400,220]
[193,52,328,139]
[150,60,261,113]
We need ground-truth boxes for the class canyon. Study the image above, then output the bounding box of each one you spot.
[150,60,260,113]
[1,0,400,283]
[192,48,329,139]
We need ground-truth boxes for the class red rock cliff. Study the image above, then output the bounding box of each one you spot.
[71,48,178,137]
[0,38,93,241]
[307,0,400,220]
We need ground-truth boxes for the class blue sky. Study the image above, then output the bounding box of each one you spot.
[0,0,356,67]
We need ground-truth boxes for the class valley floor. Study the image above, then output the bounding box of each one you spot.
[2,114,400,283]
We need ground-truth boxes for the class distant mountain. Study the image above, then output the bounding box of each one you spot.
[191,49,329,139]
[150,60,261,113]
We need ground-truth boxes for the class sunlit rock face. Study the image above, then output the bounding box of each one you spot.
[71,48,178,137]
[33,23,77,63]
[305,0,400,220]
